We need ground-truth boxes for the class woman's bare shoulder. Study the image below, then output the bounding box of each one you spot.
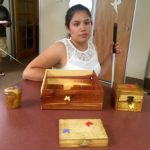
[34,40,66,67]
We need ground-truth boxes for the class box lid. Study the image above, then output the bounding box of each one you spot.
[59,119,108,147]
[115,84,144,102]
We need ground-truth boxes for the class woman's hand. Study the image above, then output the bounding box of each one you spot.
[113,42,121,54]
[2,21,9,27]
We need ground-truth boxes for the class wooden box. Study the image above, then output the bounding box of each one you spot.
[113,83,144,111]
[59,119,108,147]
[41,69,104,110]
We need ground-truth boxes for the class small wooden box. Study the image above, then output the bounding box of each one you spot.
[113,83,144,111]
[59,119,108,147]
[41,69,104,110]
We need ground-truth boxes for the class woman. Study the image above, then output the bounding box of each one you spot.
[22,4,120,81]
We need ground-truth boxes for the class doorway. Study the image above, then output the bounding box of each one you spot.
[12,0,39,59]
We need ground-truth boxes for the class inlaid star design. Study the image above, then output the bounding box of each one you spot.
[111,0,122,14]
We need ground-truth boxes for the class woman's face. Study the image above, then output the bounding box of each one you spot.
[67,10,92,44]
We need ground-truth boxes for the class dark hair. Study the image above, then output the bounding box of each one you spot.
[65,4,92,28]
[0,0,4,5]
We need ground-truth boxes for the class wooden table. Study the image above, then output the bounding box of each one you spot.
[0,80,150,150]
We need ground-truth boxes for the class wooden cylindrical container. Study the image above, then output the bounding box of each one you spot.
[3,86,22,109]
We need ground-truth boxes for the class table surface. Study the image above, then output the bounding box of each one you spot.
[0,80,150,150]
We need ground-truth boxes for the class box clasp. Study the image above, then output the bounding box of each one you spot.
[127,96,135,109]
[64,96,71,102]
[80,140,88,147]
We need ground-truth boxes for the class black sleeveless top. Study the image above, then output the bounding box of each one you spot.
[0,5,11,37]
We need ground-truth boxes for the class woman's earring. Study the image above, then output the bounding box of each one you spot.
[67,33,71,39]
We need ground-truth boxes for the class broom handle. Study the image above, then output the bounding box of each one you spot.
[0,47,24,66]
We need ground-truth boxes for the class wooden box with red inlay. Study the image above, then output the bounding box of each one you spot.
[40,69,104,110]
[59,119,108,147]
[113,83,144,111]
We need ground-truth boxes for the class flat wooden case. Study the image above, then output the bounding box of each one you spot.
[113,83,144,111]
[59,119,108,147]
[41,69,104,110]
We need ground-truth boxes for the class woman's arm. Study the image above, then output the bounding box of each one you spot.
[22,42,66,81]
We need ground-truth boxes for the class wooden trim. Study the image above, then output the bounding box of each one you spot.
[144,78,150,90]
[125,76,144,88]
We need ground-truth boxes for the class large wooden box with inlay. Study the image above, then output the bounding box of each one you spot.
[113,83,144,111]
[40,69,104,110]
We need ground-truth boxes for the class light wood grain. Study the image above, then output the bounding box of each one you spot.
[59,119,108,147]
[94,0,136,82]
[113,83,144,111]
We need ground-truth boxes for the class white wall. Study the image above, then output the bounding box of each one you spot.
[39,0,69,52]
[126,0,150,80]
